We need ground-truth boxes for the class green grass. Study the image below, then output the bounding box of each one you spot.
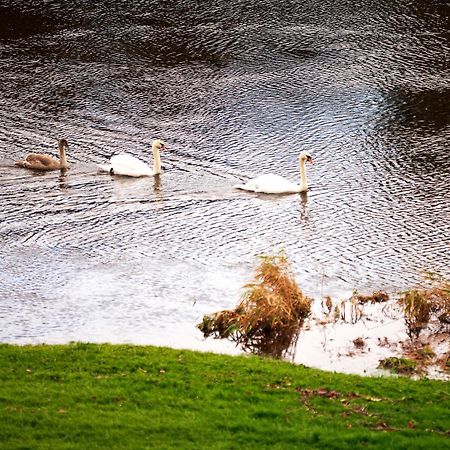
[0,344,448,449]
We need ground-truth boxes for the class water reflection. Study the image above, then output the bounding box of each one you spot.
[58,170,68,190]
[153,174,162,191]
[299,192,309,221]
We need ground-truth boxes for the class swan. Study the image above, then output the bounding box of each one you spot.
[15,138,69,171]
[97,139,167,177]
[235,151,314,194]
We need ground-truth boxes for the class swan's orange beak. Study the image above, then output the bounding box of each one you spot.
[307,156,315,164]
[160,145,167,151]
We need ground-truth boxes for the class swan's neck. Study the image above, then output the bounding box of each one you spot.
[59,146,68,169]
[299,158,308,192]
[152,147,161,175]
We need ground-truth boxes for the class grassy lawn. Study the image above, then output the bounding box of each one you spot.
[0,343,448,449]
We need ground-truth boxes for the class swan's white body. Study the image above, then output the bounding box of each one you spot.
[235,174,302,194]
[98,154,154,177]
[97,139,166,177]
[235,151,314,194]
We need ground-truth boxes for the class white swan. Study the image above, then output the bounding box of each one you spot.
[235,151,314,194]
[97,139,167,177]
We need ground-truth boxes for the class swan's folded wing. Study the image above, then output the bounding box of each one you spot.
[235,175,274,192]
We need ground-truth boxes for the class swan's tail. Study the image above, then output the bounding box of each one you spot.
[97,163,113,173]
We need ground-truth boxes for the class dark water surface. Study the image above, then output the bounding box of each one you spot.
[0,1,449,360]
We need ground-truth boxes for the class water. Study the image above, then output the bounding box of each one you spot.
[0,0,449,373]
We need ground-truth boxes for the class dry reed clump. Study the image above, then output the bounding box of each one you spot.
[197,254,312,360]
[398,277,450,339]
[353,291,389,304]
[320,291,390,326]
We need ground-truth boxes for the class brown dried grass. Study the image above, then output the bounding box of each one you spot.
[398,276,450,339]
[197,254,312,359]
[353,291,389,304]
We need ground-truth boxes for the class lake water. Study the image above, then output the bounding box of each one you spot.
[0,0,449,373]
